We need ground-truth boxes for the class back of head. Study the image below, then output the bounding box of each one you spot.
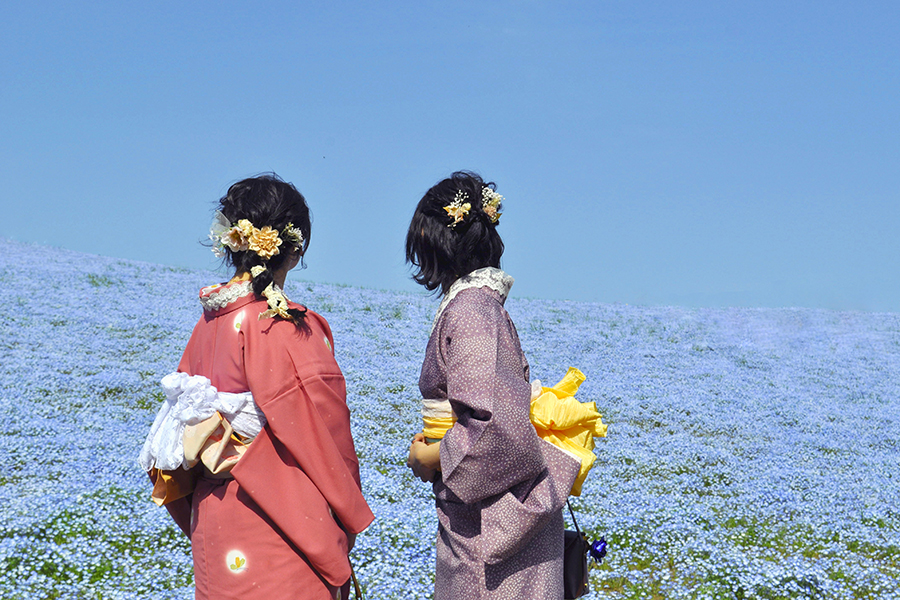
[406,171,505,295]
[214,173,311,325]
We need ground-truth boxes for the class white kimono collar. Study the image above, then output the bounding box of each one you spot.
[431,267,514,333]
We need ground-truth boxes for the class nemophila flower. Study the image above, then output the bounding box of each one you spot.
[1,236,899,599]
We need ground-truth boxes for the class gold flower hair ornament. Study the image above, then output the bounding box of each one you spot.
[250,265,293,321]
[209,212,304,259]
[443,190,472,228]
[481,187,503,224]
[247,224,282,260]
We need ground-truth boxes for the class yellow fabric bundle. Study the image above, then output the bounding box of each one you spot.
[422,415,456,441]
[421,367,607,495]
[530,367,607,496]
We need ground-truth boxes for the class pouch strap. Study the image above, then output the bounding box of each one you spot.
[566,499,582,536]
[351,563,363,599]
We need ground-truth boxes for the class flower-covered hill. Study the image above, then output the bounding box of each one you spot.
[0,236,898,599]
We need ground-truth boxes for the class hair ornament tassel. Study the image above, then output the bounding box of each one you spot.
[250,265,292,321]
[481,187,503,224]
[443,190,471,228]
[258,283,292,321]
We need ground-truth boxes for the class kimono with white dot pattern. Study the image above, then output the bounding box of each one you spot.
[419,284,580,600]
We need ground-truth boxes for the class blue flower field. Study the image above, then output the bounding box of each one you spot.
[0,236,898,599]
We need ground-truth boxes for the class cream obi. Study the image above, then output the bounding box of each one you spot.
[139,372,267,505]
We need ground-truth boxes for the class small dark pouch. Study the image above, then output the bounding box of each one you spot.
[563,500,590,599]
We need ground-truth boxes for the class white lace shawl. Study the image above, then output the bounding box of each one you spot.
[422,267,514,424]
[199,280,254,312]
[139,372,267,472]
[430,267,514,334]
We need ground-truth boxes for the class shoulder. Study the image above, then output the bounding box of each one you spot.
[241,304,343,387]
[438,287,507,337]
[449,287,504,311]
[298,305,331,334]
[241,301,335,353]
[298,307,336,353]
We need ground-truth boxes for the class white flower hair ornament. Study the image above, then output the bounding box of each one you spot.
[443,190,471,228]
[209,211,235,258]
[282,224,304,248]
[481,187,503,224]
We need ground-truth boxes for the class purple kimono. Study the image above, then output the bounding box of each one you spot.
[419,269,580,600]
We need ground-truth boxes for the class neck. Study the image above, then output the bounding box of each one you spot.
[272,268,288,289]
[231,269,287,289]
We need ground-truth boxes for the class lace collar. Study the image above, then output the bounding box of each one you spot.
[199,280,254,312]
[431,267,514,333]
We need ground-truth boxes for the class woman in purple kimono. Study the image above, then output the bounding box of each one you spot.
[406,172,581,600]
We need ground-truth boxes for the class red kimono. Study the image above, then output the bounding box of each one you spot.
[157,282,374,599]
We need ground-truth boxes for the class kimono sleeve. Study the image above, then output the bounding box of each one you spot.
[239,315,373,534]
[438,291,546,504]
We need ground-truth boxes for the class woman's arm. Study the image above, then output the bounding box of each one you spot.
[435,291,546,503]
[230,314,374,587]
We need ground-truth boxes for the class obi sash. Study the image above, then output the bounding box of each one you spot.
[421,367,607,496]
[139,372,267,505]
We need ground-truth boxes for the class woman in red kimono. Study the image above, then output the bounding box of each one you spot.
[140,175,374,600]
[405,172,580,600]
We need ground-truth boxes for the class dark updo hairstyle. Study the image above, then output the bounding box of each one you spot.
[217,173,311,326]
[406,171,504,295]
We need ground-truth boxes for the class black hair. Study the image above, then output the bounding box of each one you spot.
[406,171,505,295]
[216,173,310,326]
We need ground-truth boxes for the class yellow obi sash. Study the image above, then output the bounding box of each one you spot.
[530,367,607,496]
[420,367,607,496]
[422,398,456,443]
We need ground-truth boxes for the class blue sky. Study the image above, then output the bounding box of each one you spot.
[2,1,898,311]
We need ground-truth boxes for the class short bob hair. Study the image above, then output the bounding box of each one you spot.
[406,171,504,295]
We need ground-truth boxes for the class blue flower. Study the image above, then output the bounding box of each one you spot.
[2,236,900,599]
[589,538,608,563]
